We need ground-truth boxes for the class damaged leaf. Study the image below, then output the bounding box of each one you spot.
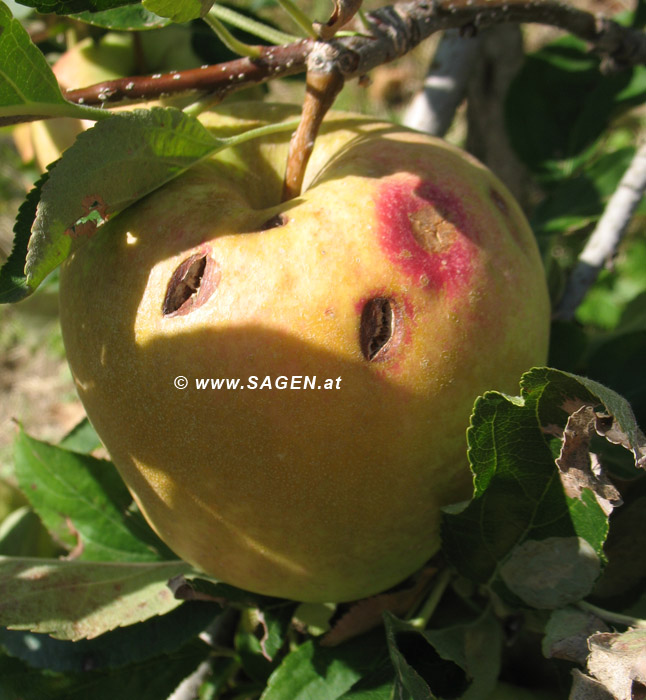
[321,567,437,647]
[0,557,191,640]
[442,367,646,600]
[557,405,623,516]
[587,629,646,700]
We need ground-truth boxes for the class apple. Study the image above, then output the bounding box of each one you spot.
[58,102,550,602]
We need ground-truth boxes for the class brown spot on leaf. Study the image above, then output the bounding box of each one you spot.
[65,194,110,238]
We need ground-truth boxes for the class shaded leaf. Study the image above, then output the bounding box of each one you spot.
[14,430,165,562]
[170,574,288,610]
[12,0,139,15]
[321,567,437,647]
[499,537,601,609]
[0,556,191,640]
[0,640,210,700]
[542,607,609,664]
[0,600,219,671]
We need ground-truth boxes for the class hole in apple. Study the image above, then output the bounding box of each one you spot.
[163,253,220,317]
[259,213,287,231]
[360,297,395,361]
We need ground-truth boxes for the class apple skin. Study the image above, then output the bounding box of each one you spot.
[58,102,550,602]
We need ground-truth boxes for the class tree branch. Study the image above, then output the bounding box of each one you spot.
[402,27,481,136]
[51,0,646,113]
[555,141,646,321]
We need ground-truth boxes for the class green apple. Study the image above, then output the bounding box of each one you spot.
[58,102,550,602]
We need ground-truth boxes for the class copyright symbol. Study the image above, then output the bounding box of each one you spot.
[174,376,188,390]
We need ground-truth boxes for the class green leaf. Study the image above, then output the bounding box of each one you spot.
[442,368,646,603]
[142,0,213,23]
[236,604,296,682]
[0,170,47,303]
[0,506,58,558]
[261,631,389,700]
[12,0,139,15]
[505,36,644,180]
[58,417,103,454]
[0,556,192,640]
[14,429,167,562]
[0,2,105,121]
[72,5,170,29]
[0,600,219,671]
[0,640,211,700]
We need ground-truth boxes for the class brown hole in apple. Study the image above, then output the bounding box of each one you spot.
[163,253,220,317]
[259,213,287,231]
[360,297,396,361]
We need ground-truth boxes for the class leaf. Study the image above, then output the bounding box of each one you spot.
[170,574,289,610]
[321,567,437,647]
[58,417,102,454]
[0,556,192,640]
[13,0,140,15]
[72,5,170,29]
[0,2,103,121]
[0,640,211,700]
[14,429,166,562]
[587,629,646,700]
[235,605,295,683]
[384,610,503,700]
[0,600,219,671]
[542,607,609,664]
[24,107,218,294]
[260,631,389,700]
[14,106,299,298]
[0,170,47,303]
[505,36,643,180]
[442,367,646,603]
[499,537,601,609]
[142,0,213,23]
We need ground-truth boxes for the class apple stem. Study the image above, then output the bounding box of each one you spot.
[407,567,453,630]
[282,55,345,201]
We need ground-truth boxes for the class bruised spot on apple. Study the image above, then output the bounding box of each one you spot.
[374,176,476,297]
[59,103,551,603]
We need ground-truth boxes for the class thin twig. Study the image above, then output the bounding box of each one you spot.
[555,140,646,321]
